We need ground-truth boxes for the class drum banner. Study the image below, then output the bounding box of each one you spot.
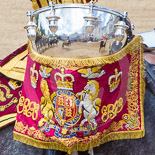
[31,0,97,10]
[13,36,145,154]
[0,44,27,128]
[0,75,22,128]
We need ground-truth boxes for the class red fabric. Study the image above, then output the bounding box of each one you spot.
[0,76,21,118]
[13,37,145,153]
[0,45,26,128]
[0,44,27,67]
[14,39,144,153]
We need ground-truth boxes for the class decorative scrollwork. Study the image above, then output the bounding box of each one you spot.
[17,96,39,120]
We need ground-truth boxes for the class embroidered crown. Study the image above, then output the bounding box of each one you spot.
[8,79,22,90]
[108,68,122,92]
[31,0,97,10]
[54,68,75,90]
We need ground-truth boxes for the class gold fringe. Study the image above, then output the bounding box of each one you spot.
[28,36,142,69]
[14,129,144,154]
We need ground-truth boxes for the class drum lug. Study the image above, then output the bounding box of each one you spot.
[114,11,129,45]
[46,1,60,34]
[131,24,135,31]
[84,1,97,34]
[24,11,37,43]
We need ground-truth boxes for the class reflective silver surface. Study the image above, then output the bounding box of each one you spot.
[24,11,37,42]
[29,3,131,57]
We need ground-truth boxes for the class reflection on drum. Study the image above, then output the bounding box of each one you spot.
[25,1,133,58]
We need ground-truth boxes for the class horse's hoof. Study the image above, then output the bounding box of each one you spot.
[92,127,97,131]
[50,120,55,125]
[38,122,44,128]
[79,123,83,127]
[79,111,82,115]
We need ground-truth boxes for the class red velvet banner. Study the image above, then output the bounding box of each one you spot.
[0,45,27,128]
[14,36,145,154]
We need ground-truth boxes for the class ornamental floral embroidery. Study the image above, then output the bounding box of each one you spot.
[125,50,141,130]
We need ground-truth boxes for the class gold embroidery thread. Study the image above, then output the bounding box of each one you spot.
[38,79,55,127]
[0,97,18,112]
[0,82,13,102]
[17,96,39,120]
[101,97,123,123]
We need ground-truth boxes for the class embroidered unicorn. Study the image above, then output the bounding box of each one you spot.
[76,80,101,131]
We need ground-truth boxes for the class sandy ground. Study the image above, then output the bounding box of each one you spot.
[0,0,155,59]
[43,40,110,58]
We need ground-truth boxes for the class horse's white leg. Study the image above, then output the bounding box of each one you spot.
[80,118,88,126]
[78,101,83,114]
[90,119,97,128]
[88,148,94,155]
[80,110,90,126]
[70,151,78,155]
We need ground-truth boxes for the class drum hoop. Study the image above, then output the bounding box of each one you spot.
[32,3,124,19]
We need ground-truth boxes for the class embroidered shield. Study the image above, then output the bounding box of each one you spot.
[53,90,81,127]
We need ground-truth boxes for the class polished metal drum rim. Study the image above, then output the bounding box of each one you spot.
[32,3,124,19]
[24,3,132,57]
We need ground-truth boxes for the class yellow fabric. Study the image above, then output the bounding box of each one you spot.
[0,50,28,81]
[31,0,96,10]
[0,113,17,128]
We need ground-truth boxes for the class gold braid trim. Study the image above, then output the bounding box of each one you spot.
[28,36,142,70]
[0,49,27,81]
[139,42,145,134]
[0,113,17,128]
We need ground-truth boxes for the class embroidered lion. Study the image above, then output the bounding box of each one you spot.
[38,79,56,127]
